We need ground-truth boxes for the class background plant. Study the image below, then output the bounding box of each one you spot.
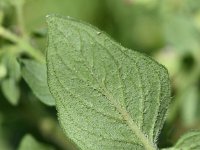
[0,0,200,149]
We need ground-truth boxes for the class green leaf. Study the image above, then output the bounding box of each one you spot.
[174,130,200,149]
[181,86,198,126]
[18,134,54,150]
[0,51,21,81]
[0,63,7,80]
[7,55,21,81]
[21,59,55,106]
[163,130,200,150]
[46,15,171,150]
[1,78,20,105]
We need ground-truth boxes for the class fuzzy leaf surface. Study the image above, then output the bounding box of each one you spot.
[46,15,171,150]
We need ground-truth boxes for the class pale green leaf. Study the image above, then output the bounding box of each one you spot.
[1,78,20,105]
[18,134,54,150]
[7,55,21,81]
[46,15,171,150]
[1,52,21,81]
[0,64,7,80]
[21,59,55,106]
[163,130,200,150]
[181,86,198,126]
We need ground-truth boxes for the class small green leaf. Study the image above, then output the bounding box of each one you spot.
[1,78,20,105]
[0,64,7,80]
[18,134,54,150]
[21,59,55,106]
[0,51,21,81]
[163,130,200,150]
[7,55,21,81]
[46,15,171,150]
[181,86,198,126]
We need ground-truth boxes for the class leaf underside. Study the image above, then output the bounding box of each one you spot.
[46,15,171,150]
[21,59,55,106]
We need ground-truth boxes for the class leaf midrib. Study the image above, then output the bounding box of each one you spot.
[50,59,142,147]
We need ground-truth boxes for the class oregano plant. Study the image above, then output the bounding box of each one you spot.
[15,14,200,150]
[43,15,199,150]
[1,0,200,149]
[47,15,169,150]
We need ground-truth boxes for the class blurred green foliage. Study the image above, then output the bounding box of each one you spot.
[18,134,54,150]
[0,0,200,149]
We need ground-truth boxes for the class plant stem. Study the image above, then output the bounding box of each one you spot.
[0,26,45,63]
[13,0,27,38]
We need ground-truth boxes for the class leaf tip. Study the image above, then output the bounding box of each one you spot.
[46,14,62,25]
[46,14,55,24]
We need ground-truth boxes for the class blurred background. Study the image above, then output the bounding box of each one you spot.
[0,0,200,149]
